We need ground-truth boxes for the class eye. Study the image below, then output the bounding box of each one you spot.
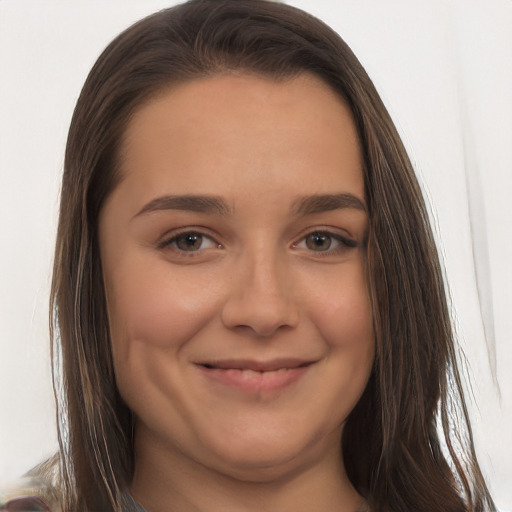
[161,231,219,252]
[294,230,357,254]
[305,232,334,251]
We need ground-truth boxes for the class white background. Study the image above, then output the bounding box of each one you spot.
[1,0,511,509]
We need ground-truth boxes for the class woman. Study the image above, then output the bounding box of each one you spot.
[0,0,498,511]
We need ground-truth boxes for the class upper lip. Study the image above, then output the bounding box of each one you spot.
[196,358,315,372]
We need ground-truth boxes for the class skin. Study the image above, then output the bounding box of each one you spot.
[99,73,374,512]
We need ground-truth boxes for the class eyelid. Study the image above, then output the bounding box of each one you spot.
[156,225,358,258]
[157,227,222,253]
[292,227,358,255]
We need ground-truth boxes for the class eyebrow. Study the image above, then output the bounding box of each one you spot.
[135,194,232,217]
[291,193,367,215]
[134,192,366,219]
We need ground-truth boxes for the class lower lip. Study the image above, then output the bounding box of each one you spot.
[196,365,311,394]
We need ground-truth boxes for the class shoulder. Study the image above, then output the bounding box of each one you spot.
[1,458,63,512]
[0,493,51,511]
[0,477,59,511]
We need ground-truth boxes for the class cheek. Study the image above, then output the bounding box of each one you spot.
[104,258,221,354]
[306,262,374,353]
[286,261,374,437]
[103,260,226,420]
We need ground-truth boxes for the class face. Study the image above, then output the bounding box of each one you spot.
[99,73,374,481]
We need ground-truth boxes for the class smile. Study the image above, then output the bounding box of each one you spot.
[195,359,314,394]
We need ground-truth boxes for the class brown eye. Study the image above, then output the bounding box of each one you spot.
[160,230,219,255]
[175,233,204,251]
[294,230,357,256]
[305,232,332,251]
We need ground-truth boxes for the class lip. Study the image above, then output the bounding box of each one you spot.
[195,358,314,394]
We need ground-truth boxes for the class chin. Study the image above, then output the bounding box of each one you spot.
[199,424,335,482]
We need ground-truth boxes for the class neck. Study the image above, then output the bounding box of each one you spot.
[129,427,365,512]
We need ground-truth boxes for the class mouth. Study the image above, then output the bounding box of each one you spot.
[194,359,315,394]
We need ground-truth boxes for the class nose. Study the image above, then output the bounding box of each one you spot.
[220,250,300,338]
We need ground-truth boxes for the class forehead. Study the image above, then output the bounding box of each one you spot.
[116,73,363,202]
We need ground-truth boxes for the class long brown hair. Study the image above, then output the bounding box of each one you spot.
[50,1,496,511]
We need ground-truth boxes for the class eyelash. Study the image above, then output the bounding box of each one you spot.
[292,230,358,257]
[158,228,358,258]
[158,229,220,257]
